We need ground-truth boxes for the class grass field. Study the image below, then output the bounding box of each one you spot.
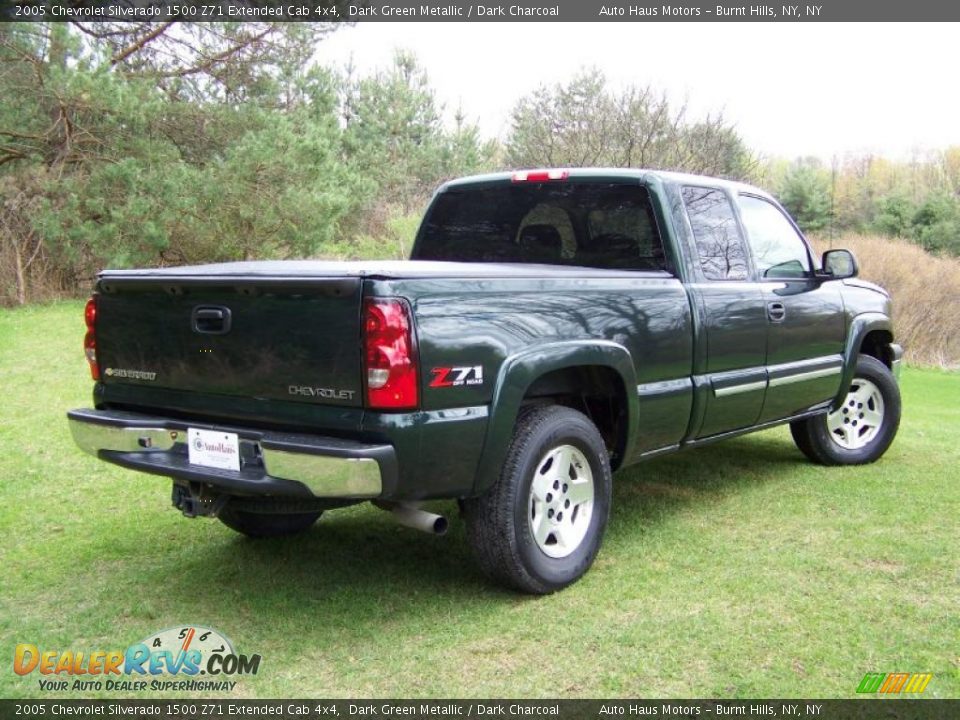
[1,302,957,699]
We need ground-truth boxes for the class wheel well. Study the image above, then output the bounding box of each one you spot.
[521,365,629,469]
[860,329,894,368]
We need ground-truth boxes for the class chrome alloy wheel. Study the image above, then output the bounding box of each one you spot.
[826,378,885,450]
[528,444,594,558]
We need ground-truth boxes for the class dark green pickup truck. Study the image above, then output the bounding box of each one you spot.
[68,169,903,593]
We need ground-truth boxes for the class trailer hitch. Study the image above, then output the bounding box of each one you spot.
[171,482,228,518]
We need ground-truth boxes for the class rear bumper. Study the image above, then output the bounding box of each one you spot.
[67,408,396,499]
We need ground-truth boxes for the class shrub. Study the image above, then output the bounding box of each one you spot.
[811,234,960,368]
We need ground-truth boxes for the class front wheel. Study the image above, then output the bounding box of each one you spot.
[790,354,901,465]
[464,405,612,594]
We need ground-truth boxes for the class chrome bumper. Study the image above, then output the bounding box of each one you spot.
[67,409,393,499]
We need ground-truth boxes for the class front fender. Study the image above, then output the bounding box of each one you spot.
[471,340,638,496]
[834,312,892,409]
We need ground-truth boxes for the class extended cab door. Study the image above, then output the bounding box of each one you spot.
[680,186,768,438]
[735,194,846,422]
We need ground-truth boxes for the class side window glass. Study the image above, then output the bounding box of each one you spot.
[682,187,749,281]
[738,195,812,279]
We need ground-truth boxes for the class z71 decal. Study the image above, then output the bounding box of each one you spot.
[430,365,484,388]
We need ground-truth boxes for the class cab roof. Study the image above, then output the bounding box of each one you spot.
[439,168,773,201]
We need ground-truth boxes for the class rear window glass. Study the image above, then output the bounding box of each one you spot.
[415,182,667,271]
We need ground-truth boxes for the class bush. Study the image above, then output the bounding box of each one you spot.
[910,194,960,255]
[810,234,960,368]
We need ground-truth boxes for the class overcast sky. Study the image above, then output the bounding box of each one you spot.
[313,23,959,161]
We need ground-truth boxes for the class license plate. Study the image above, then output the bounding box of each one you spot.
[187,428,240,472]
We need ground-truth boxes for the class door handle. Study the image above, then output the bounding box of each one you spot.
[767,302,786,322]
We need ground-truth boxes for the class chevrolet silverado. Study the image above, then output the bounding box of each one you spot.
[68,169,903,593]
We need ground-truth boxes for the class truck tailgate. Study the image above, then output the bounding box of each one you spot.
[95,278,363,408]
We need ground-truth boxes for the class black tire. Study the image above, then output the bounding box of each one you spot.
[790,354,901,466]
[218,506,322,538]
[788,419,818,460]
[463,405,612,594]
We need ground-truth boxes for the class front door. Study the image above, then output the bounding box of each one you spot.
[736,194,846,423]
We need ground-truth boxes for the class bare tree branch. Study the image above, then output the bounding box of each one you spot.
[109,21,175,67]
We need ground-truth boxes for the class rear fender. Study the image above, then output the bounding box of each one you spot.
[471,340,637,496]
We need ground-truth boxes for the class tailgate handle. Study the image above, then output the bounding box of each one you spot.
[192,306,232,335]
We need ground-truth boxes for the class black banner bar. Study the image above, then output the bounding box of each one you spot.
[0,700,957,720]
[3,0,960,22]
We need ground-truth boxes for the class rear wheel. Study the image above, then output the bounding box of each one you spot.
[790,354,901,465]
[464,405,612,594]
[218,506,322,538]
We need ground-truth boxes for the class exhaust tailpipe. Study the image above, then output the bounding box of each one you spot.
[375,502,448,535]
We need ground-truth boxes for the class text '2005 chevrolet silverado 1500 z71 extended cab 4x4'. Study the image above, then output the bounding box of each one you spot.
[68,169,903,594]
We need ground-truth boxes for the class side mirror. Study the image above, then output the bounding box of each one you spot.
[821,249,858,279]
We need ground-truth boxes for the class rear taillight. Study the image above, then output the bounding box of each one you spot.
[363,298,418,411]
[511,169,570,183]
[84,295,99,381]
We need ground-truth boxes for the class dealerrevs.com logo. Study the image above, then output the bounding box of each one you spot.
[14,625,261,693]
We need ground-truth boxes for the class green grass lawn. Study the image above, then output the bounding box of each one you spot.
[1,302,957,699]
